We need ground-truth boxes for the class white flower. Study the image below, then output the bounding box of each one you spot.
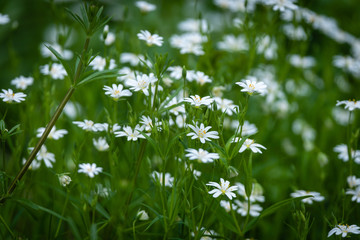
[207,178,238,200]
[217,34,248,52]
[103,84,132,101]
[214,97,238,116]
[167,66,184,80]
[73,120,99,132]
[240,121,258,136]
[336,99,360,111]
[22,158,41,170]
[59,174,71,187]
[236,182,265,203]
[0,89,26,103]
[126,73,157,96]
[135,1,156,13]
[187,123,219,144]
[40,43,73,61]
[233,138,267,154]
[120,53,150,66]
[95,184,110,198]
[164,97,186,116]
[189,71,212,85]
[333,144,360,164]
[178,18,208,33]
[29,145,56,168]
[290,190,325,204]
[328,224,360,238]
[347,175,360,188]
[114,125,146,141]
[94,123,121,133]
[265,0,298,12]
[11,76,34,90]
[151,171,174,187]
[289,55,316,68]
[212,86,226,98]
[220,200,235,213]
[346,187,360,203]
[0,14,10,25]
[78,163,102,178]
[184,95,214,108]
[137,30,163,47]
[102,26,116,46]
[234,200,263,217]
[137,210,150,221]
[140,116,162,132]
[93,137,110,151]
[185,148,219,163]
[36,126,68,140]
[40,63,67,80]
[235,76,267,96]
[89,56,107,71]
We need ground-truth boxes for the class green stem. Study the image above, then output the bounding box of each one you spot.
[2,140,5,171]
[124,141,147,218]
[0,214,14,238]
[347,111,353,176]
[54,190,70,238]
[2,36,92,202]
[4,86,75,199]
[230,201,243,237]
[242,197,252,234]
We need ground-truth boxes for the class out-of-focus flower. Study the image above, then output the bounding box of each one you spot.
[187,123,219,144]
[207,178,238,200]
[89,56,107,71]
[29,145,55,168]
[137,210,150,220]
[11,76,34,90]
[214,97,238,116]
[40,63,67,80]
[346,187,360,203]
[36,126,68,140]
[289,55,316,68]
[41,43,73,61]
[290,190,325,204]
[78,163,103,178]
[265,0,298,12]
[151,171,174,187]
[347,175,360,188]
[137,30,163,47]
[217,34,248,52]
[236,182,265,203]
[0,14,10,25]
[135,1,156,13]
[333,144,360,164]
[0,89,26,103]
[235,200,263,216]
[93,137,110,151]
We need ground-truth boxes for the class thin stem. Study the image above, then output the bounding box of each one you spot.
[124,141,147,218]
[2,36,92,202]
[4,87,75,199]
[2,140,5,171]
[0,214,15,238]
[347,111,353,176]
[55,190,70,238]
[230,201,243,237]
